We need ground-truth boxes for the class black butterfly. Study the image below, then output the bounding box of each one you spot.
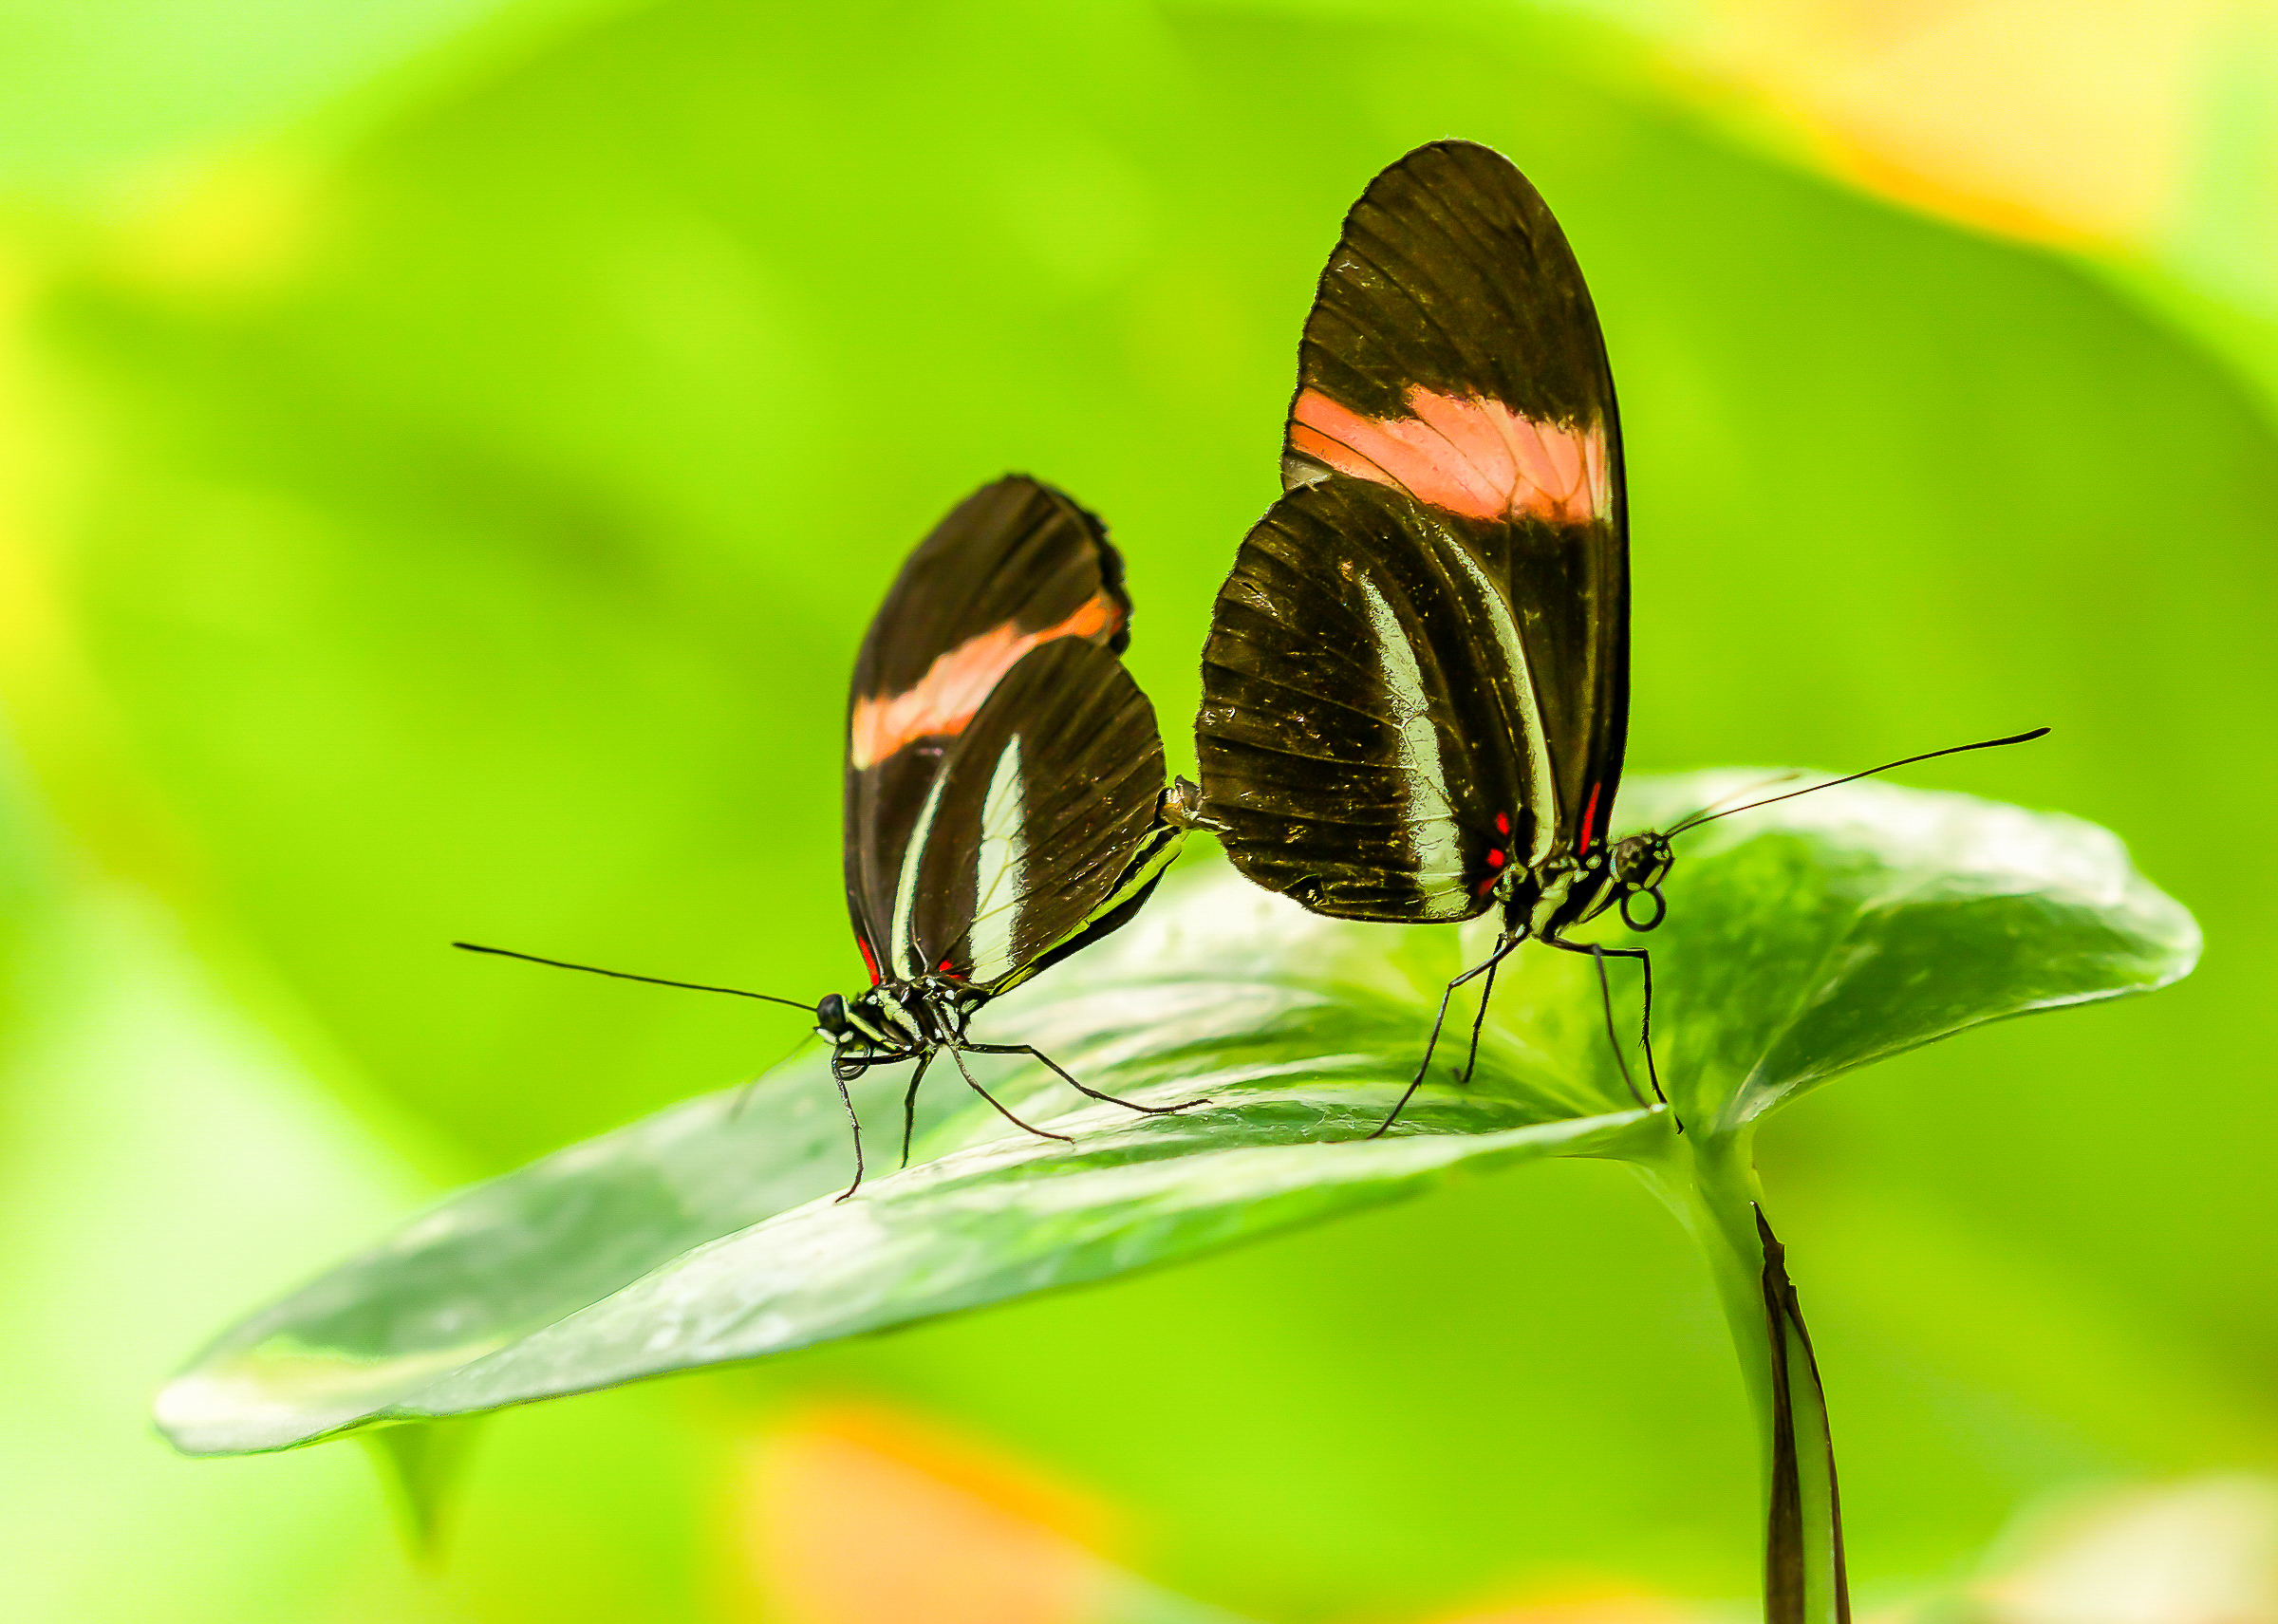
[463,476,1202,1196]
[823,475,1202,1182]
[1194,140,2037,1129]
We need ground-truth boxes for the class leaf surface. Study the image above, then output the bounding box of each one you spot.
[157,775,2195,1454]
[1609,775,2198,1131]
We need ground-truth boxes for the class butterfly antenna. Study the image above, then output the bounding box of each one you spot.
[452,942,816,1013]
[1669,727,2051,836]
[1667,770,1803,831]
[731,1029,828,1120]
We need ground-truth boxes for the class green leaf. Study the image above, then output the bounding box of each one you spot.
[155,775,2194,1456]
[0,0,625,198]
[1609,775,2200,1133]
[361,1415,483,1561]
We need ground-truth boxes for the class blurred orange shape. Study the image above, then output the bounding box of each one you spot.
[734,1405,1113,1624]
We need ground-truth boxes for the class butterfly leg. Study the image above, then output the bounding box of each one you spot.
[1542,937,1664,1111]
[899,1048,938,1168]
[831,1061,868,1204]
[1453,951,1508,1090]
[960,1040,1211,1116]
[1370,933,1524,1140]
[943,1044,1076,1145]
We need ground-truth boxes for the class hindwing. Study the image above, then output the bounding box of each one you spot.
[1201,477,1549,922]
[905,638,1178,993]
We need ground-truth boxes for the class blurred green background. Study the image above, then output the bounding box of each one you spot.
[2,1,2272,1619]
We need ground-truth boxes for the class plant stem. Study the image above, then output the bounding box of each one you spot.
[1639,1129,1852,1623]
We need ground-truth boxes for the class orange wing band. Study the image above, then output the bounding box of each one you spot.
[850,590,1124,770]
[1291,385,1608,526]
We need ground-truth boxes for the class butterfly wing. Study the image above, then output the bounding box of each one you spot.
[1199,140,1630,922]
[1200,476,1530,922]
[906,637,1180,995]
[844,477,1167,986]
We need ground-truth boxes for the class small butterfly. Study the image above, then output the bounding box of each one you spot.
[464,476,1205,1195]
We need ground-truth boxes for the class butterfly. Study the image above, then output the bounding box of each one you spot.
[462,475,1203,1196]
[823,474,1204,1185]
[1192,140,2038,1130]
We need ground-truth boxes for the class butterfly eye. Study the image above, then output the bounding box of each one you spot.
[815,993,849,1035]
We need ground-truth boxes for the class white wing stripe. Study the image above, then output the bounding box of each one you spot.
[964,736,1027,983]
[1357,576,1469,919]
[1443,540,1556,866]
[888,770,952,979]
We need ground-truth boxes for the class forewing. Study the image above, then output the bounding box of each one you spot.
[844,478,1131,979]
[1198,477,1527,924]
[899,638,1174,992]
[1278,140,1630,857]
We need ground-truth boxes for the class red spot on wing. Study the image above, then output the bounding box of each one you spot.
[1485,848,1505,868]
[856,931,882,987]
[849,589,1125,769]
[1290,387,1608,526]
[938,958,954,974]
[1577,783,1603,855]
[1494,811,1511,835]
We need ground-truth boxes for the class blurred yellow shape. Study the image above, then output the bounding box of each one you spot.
[1673,0,2250,249]
[104,154,320,297]
[1975,1476,2278,1624]
[1426,1588,1702,1624]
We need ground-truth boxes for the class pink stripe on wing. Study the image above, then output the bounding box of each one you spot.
[849,590,1123,770]
[1291,386,1608,525]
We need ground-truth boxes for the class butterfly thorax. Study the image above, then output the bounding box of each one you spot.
[1497,852,1574,942]
[1499,830,1675,943]
[816,977,984,1077]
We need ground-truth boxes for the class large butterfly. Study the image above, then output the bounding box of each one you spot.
[1194,141,2045,1129]
[822,475,1201,1190]
[1195,140,1675,1125]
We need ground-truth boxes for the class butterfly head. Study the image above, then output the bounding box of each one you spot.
[817,987,906,1073]
[815,990,876,1077]
[1609,831,1673,930]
